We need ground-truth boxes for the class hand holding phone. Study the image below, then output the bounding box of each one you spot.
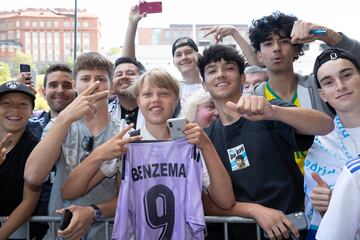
[59,209,73,230]
[139,1,162,14]
[263,211,307,239]
[19,64,33,86]
[166,117,186,139]
[309,28,327,35]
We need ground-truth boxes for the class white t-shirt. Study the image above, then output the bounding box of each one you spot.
[316,157,360,240]
[180,82,203,107]
[304,121,360,232]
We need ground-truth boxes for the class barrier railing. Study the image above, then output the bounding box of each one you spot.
[1,216,261,240]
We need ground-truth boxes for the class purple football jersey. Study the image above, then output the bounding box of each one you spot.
[112,138,205,240]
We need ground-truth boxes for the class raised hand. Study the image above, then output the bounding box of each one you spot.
[129,2,145,23]
[59,81,109,123]
[311,172,331,215]
[202,25,238,44]
[183,122,211,150]
[16,72,32,86]
[291,20,327,44]
[226,95,275,121]
[92,123,142,161]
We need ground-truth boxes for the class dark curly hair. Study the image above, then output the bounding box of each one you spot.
[249,11,304,60]
[198,45,246,81]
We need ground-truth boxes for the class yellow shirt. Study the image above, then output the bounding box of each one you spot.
[264,82,307,174]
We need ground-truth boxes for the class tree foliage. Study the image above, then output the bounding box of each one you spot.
[9,51,35,77]
[0,62,11,84]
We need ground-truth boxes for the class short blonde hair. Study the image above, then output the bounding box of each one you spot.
[128,68,180,100]
[180,89,212,122]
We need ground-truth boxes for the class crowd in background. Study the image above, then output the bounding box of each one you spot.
[1,3,360,240]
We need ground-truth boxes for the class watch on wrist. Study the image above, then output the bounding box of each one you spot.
[89,204,102,222]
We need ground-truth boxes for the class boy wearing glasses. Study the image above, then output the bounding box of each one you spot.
[24,52,140,240]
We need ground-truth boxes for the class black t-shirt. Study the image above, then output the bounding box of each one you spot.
[206,100,314,214]
[0,130,39,216]
[120,105,139,128]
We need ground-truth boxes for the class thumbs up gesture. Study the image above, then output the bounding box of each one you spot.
[311,172,332,215]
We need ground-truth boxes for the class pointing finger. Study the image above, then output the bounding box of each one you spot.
[80,81,101,96]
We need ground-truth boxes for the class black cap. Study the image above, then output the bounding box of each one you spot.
[0,81,35,108]
[313,48,360,87]
[172,37,198,57]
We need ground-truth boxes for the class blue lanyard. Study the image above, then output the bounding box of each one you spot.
[334,115,357,161]
[314,115,356,162]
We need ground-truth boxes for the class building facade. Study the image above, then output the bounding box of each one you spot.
[0,8,100,64]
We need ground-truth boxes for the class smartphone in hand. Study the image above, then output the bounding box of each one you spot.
[263,211,308,238]
[139,1,162,14]
[20,64,31,73]
[166,117,186,139]
[59,209,73,230]
[19,63,33,86]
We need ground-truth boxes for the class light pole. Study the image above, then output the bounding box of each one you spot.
[74,0,78,60]
[50,0,78,60]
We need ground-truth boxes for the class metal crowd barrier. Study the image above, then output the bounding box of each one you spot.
[1,216,260,240]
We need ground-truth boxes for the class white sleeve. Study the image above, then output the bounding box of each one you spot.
[100,156,122,178]
[316,167,360,240]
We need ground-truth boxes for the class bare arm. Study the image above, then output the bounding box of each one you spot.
[270,105,334,135]
[24,82,109,186]
[57,197,119,240]
[184,123,235,210]
[226,95,334,136]
[0,183,40,239]
[202,193,300,240]
[61,124,141,200]
[202,25,261,66]
[121,4,144,59]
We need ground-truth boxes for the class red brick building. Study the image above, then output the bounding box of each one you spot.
[0,8,100,63]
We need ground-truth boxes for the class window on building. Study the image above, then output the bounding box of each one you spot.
[83,21,89,28]
[152,29,161,45]
[47,32,53,61]
[47,21,52,28]
[164,31,171,45]
[54,32,60,61]
[16,20,20,28]
[54,21,59,27]
[25,21,30,27]
[16,30,20,39]
[32,21,38,27]
[25,31,31,53]
[83,32,90,52]
[39,21,45,27]
[7,31,14,39]
[64,21,70,27]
